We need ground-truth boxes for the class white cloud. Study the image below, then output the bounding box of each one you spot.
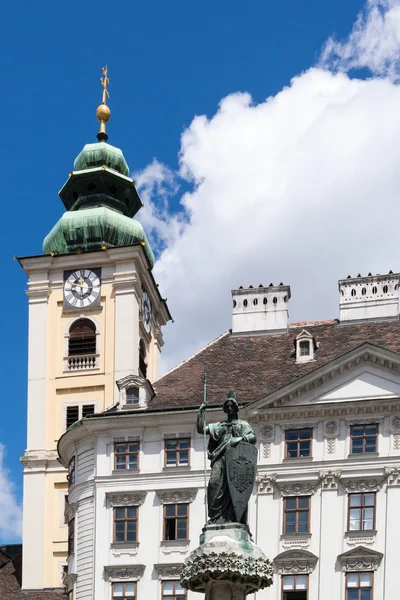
[135,0,400,373]
[320,0,400,80]
[0,444,22,541]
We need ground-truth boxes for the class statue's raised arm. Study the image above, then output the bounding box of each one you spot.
[200,391,257,530]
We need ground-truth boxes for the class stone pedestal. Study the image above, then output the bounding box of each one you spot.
[181,524,273,599]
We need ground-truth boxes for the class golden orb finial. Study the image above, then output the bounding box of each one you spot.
[97,66,110,140]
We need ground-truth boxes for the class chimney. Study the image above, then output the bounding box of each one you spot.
[231,283,291,336]
[339,272,400,323]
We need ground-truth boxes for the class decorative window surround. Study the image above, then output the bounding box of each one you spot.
[104,565,145,581]
[275,481,319,497]
[281,534,312,550]
[385,466,400,485]
[154,563,185,579]
[160,539,190,555]
[110,542,139,558]
[345,530,377,547]
[156,489,198,504]
[106,492,147,507]
[280,422,317,432]
[345,417,384,427]
[342,478,385,493]
[295,330,316,363]
[337,546,383,572]
[274,549,318,575]
[320,470,341,490]
[116,374,153,409]
[257,474,277,494]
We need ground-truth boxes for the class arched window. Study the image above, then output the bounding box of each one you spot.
[139,339,147,378]
[68,319,96,356]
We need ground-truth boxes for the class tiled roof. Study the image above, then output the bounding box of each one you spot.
[151,319,400,409]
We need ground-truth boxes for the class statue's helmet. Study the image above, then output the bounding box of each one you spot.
[223,391,239,413]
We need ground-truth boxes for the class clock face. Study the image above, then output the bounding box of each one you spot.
[63,269,101,308]
[141,291,152,333]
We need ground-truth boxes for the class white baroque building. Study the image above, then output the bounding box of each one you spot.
[15,88,400,600]
[57,272,400,600]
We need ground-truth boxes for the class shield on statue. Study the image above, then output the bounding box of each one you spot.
[226,442,258,523]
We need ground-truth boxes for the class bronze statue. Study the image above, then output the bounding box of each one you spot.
[197,391,257,527]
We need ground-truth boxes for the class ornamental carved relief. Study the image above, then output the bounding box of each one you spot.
[104,565,145,581]
[337,546,383,572]
[324,420,338,437]
[385,467,400,486]
[257,474,276,495]
[274,550,318,575]
[154,563,184,579]
[107,491,147,507]
[320,470,341,490]
[280,422,317,432]
[156,489,198,504]
[276,482,318,497]
[262,442,271,459]
[391,416,400,431]
[343,479,383,493]
[260,425,274,441]
[326,438,336,455]
[393,434,400,451]
[345,417,384,426]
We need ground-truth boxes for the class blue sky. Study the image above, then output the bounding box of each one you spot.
[1,0,398,540]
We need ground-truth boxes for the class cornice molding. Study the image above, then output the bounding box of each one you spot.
[342,477,385,493]
[337,546,383,572]
[345,417,385,426]
[154,563,184,579]
[156,489,198,504]
[106,491,147,507]
[280,422,317,432]
[104,565,146,581]
[116,374,147,390]
[274,549,318,575]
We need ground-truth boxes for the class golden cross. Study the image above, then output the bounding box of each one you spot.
[100,66,110,105]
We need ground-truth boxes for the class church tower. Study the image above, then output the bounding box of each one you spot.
[18,68,171,590]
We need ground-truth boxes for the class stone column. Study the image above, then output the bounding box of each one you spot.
[180,523,273,599]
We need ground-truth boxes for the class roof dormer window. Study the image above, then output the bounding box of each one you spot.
[295,330,316,363]
[126,387,139,406]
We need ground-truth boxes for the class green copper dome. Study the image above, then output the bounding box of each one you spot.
[74,142,129,177]
[43,206,154,268]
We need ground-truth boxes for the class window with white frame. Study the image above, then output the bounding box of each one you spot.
[282,574,308,599]
[126,387,139,405]
[295,330,315,363]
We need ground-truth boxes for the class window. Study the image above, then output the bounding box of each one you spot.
[112,582,137,600]
[126,387,139,405]
[346,572,373,600]
[164,503,189,540]
[68,457,75,486]
[114,506,138,543]
[165,439,190,466]
[139,339,147,378]
[68,518,75,556]
[66,404,95,430]
[285,429,312,458]
[68,319,96,356]
[348,493,376,531]
[299,341,310,356]
[350,424,378,454]
[283,497,310,534]
[114,442,140,470]
[282,575,308,599]
[161,580,187,600]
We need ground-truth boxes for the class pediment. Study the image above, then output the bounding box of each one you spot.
[248,343,400,414]
[337,546,383,572]
[274,549,318,574]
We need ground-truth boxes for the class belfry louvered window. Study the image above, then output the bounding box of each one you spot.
[68,319,96,356]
